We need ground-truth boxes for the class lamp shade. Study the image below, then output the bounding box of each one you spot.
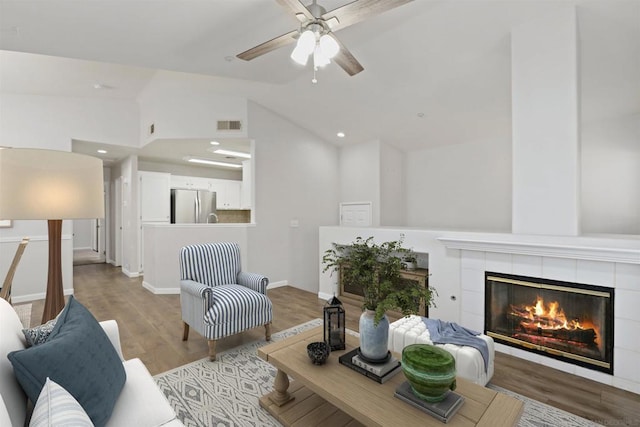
[0,148,104,220]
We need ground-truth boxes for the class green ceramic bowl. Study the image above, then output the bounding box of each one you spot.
[402,344,456,402]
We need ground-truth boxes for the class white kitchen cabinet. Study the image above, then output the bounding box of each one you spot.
[139,171,170,222]
[211,179,241,209]
[170,175,210,190]
[170,174,241,209]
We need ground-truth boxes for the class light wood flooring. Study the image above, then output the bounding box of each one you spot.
[26,263,639,426]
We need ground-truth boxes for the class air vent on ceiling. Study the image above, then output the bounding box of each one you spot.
[217,120,242,131]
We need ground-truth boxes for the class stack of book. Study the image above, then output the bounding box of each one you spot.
[394,381,465,423]
[338,348,402,383]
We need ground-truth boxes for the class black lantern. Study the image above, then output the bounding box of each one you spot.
[324,295,346,351]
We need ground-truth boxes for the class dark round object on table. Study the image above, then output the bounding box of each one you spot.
[307,341,331,365]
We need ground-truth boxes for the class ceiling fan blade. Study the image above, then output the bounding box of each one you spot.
[330,34,364,76]
[323,0,413,32]
[237,30,299,61]
[276,0,315,21]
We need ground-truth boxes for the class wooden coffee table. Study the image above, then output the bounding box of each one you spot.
[258,326,523,427]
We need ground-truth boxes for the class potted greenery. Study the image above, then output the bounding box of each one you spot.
[322,236,436,362]
[402,254,418,271]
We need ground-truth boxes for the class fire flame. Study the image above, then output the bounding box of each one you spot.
[526,297,584,330]
[509,295,601,348]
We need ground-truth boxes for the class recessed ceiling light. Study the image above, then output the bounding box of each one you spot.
[337,132,345,138]
[210,141,220,145]
[97,149,107,154]
[186,158,242,168]
[213,149,251,159]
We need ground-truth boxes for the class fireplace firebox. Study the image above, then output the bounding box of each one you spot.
[485,272,614,374]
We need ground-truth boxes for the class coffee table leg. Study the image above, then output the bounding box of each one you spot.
[270,369,294,406]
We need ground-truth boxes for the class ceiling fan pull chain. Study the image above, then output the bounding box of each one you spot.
[312,67,318,84]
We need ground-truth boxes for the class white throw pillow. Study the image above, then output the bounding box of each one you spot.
[29,377,93,427]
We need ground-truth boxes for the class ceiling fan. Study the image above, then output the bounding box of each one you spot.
[237,0,413,78]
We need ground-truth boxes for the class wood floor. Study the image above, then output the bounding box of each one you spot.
[26,263,639,426]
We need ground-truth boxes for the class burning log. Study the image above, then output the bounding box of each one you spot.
[515,321,597,345]
[508,311,564,328]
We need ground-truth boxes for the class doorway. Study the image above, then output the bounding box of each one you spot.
[73,181,108,265]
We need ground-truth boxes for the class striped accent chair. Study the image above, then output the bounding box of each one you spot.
[179,242,272,361]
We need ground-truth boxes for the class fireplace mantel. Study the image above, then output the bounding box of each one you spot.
[438,235,640,264]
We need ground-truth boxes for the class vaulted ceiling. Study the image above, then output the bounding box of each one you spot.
[1,0,638,155]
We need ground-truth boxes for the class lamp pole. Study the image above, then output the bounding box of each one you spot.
[43,219,65,323]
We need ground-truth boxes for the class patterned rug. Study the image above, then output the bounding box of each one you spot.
[14,303,32,328]
[154,319,601,427]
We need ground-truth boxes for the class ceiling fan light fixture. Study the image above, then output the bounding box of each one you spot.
[297,30,316,55]
[319,34,339,58]
[291,45,309,66]
[313,45,330,68]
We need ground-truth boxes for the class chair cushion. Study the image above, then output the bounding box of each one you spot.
[204,284,272,338]
[8,296,126,427]
[29,378,93,427]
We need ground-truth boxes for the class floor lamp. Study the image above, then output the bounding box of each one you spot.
[0,148,104,323]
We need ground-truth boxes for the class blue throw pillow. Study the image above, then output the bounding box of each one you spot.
[8,296,126,427]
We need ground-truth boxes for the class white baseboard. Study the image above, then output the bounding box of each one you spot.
[12,289,74,304]
[318,291,333,301]
[142,281,180,295]
[122,267,139,278]
[267,280,288,289]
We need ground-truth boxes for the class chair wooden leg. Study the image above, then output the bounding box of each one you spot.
[182,322,189,341]
[208,340,217,361]
[265,323,272,341]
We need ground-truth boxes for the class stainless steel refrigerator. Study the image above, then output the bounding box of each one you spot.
[170,189,218,223]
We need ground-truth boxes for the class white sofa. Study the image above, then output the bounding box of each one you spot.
[388,315,495,386]
[0,298,183,427]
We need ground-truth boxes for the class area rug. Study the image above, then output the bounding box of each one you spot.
[14,303,32,328]
[154,320,601,427]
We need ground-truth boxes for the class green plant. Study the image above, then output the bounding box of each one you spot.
[402,255,417,263]
[322,236,436,325]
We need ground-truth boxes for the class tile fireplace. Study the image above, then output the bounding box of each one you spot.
[485,272,614,374]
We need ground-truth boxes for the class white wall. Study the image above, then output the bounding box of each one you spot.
[380,143,405,226]
[405,137,512,231]
[339,140,381,226]
[247,102,340,293]
[581,114,640,235]
[120,155,139,277]
[511,7,580,236]
[0,93,139,149]
[137,70,248,145]
[73,220,93,249]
